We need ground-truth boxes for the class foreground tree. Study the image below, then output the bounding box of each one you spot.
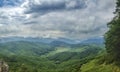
[105,0,120,62]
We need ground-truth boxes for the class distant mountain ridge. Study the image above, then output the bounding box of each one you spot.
[80,37,104,44]
[0,37,104,45]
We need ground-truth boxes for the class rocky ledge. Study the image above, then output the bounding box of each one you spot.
[0,60,9,72]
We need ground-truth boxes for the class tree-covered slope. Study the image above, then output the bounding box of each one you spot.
[81,59,119,72]
[0,40,103,72]
[105,0,120,63]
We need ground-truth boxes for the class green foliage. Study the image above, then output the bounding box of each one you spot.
[116,0,120,15]
[0,41,103,72]
[105,0,120,63]
[80,54,120,72]
[0,41,54,56]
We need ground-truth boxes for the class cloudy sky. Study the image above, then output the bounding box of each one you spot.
[0,0,116,39]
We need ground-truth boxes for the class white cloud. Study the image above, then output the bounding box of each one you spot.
[0,0,116,39]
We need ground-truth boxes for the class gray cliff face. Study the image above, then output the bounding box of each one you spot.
[0,61,9,72]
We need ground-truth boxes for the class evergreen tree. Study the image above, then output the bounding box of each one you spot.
[105,0,120,62]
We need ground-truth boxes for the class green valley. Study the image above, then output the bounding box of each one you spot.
[0,40,104,72]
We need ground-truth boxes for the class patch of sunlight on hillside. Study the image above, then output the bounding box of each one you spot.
[41,47,70,57]
[42,46,86,57]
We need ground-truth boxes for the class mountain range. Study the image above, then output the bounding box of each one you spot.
[0,37,104,45]
[0,36,105,72]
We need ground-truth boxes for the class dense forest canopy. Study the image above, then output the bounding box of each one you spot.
[105,0,120,62]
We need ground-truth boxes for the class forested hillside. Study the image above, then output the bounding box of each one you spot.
[0,39,104,72]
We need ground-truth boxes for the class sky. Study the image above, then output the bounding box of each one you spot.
[0,0,116,39]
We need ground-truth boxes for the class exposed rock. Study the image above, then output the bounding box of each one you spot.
[0,60,9,72]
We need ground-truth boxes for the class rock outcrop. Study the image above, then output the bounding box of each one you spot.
[0,60,9,72]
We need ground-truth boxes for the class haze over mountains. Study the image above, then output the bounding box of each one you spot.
[0,37,104,45]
